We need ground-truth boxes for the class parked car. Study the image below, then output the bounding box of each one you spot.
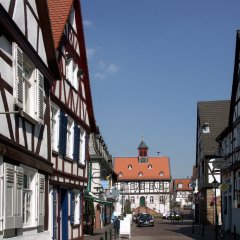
[134,212,145,223]
[162,212,179,220]
[137,214,154,227]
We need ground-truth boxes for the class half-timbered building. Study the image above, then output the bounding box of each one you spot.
[195,100,230,224]
[216,30,240,234]
[0,0,60,238]
[47,1,96,240]
[85,128,117,232]
[172,178,193,215]
[114,140,171,215]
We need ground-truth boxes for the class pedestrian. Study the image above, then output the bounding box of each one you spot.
[113,216,120,239]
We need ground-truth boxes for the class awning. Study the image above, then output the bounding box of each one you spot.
[84,192,113,205]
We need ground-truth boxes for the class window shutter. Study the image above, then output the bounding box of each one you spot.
[13,43,24,109]
[14,166,23,228]
[52,189,57,240]
[37,70,44,122]
[70,191,75,225]
[38,173,45,226]
[73,123,80,161]
[66,59,73,83]
[3,163,15,229]
[59,111,67,155]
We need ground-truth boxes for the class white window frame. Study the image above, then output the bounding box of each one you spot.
[66,117,74,158]
[51,104,59,152]
[72,191,80,225]
[177,183,183,189]
[13,43,44,123]
[79,129,86,164]
[21,165,37,228]
[66,58,79,90]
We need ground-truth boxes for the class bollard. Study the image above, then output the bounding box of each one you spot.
[234,225,236,240]
[105,231,107,240]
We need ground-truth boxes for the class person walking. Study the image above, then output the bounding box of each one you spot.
[113,216,120,239]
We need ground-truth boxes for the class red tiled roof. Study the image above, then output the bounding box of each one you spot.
[174,179,192,191]
[114,157,171,181]
[47,0,73,48]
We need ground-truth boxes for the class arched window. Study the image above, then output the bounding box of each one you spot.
[148,164,152,169]
[130,196,135,204]
[150,196,154,204]
[177,183,183,188]
[119,172,123,177]
[128,165,132,170]
[159,171,164,177]
[138,172,143,177]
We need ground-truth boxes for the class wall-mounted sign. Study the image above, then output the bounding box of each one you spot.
[101,180,109,189]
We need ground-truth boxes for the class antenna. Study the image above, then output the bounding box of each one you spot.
[157,151,160,156]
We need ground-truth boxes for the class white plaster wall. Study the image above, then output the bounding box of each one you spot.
[39,125,48,159]
[13,0,25,34]
[78,167,83,177]
[0,93,10,138]
[38,30,47,65]
[27,7,38,50]
[72,163,77,175]
[58,158,63,171]
[64,161,71,174]
[54,81,60,98]
[0,0,10,11]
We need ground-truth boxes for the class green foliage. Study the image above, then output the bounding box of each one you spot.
[124,199,132,214]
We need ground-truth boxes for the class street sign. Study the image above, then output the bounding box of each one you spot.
[220,183,229,192]
[111,187,120,198]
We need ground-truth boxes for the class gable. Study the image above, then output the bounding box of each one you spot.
[0,0,60,81]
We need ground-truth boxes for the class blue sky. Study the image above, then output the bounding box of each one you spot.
[81,1,240,178]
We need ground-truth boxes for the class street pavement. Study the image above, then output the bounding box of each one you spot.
[85,218,239,240]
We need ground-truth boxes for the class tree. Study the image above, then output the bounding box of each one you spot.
[124,199,132,214]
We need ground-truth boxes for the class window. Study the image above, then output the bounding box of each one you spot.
[139,172,143,177]
[71,191,82,225]
[140,182,144,190]
[79,129,86,164]
[139,157,147,163]
[23,172,34,226]
[148,164,152,169]
[202,123,210,133]
[159,196,164,203]
[3,163,45,230]
[130,196,135,204]
[130,183,135,190]
[13,43,44,123]
[177,183,183,189]
[128,165,132,170]
[150,196,154,204]
[66,117,74,158]
[119,172,123,177]
[149,182,154,190]
[159,171,164,177]
[66,58,79,90]
[51,104,59,151]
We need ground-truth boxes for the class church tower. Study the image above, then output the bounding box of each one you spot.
[138,139,148,163]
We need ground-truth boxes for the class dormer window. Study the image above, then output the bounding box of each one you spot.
[119,172,123,177]
[148,164,152,169]
[128,165,132,170]
[159,171,164,177]
[177,183,183,188]
[202,123,210,133]
[138,172,143,177]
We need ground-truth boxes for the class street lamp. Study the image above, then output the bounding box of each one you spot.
[212,179,219,240]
